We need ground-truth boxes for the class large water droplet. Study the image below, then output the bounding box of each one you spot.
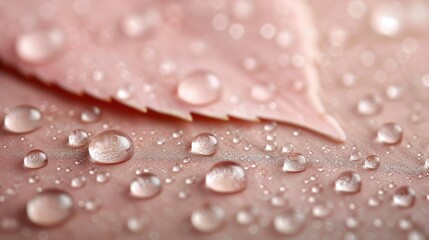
[23,150,48,169]
[15,28,65,64]
[178,71,221,106]
[282,153,308,173]
[392,186,415,208]
[364,155,380,170]
[377,122,403,144]
[205,161,246,193]
[334,171,362,193]
[191,133,219,156]
[371,2,403,37]
[26,189,73,227]
[191,203,225,233]
[3,105,43,133]
[68,129,89,147]
[273,209,306,235]
[130,173,162,199]
[89,130,134,164]
[121,9,162,38]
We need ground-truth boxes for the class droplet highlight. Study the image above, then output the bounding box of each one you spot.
[89,130,134,164]
[3,105,43,133]
[334,171,362,193]
[130,173,162,199]
[191,133,219,156]
[282,153,308,173]
[23,150,48,169]
[205,161,246,193]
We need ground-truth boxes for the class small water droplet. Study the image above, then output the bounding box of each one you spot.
[80,106,101,123]
[282,153,308,173]
[23,150,48,169]
[191,203,225,233]
[83,198,101,212]
[127,216,149,234]
[0,217,20,232]
[334,171,362,193]
[235,206,258,226]
[205,161,246,193]
[251,84,275,102]
[347,0,367,19]
[129,173,162,199]
[178,71,221,106]
[356,95,382,116]
[70,176,86,189]
[371,2,403,37]
[312,202,333,219]
[377,122,403,144]
[392,186,415,208]
[281,143,294,153]
[364,155,380,170]
[96,171,110,183]
[273,209,306,235]
[15,27,65,64]
[191,133,219,156]
[68,129,89,147]
[121,9,162,39]
[3,105,43,133]
[26,189,73,227]
[89,130,134,164]
[349,151,362,161]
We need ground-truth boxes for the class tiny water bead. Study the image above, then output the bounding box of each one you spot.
[392,186,416,208]
[205,161,246,193]
[15,27,65,64]
[364,155,380,170]
[121,9,162,39]
[356,95,382,116]
[190,133,219,156]
[273,209,306,236]
[68,129,89,147]
[23,150,48,169]
[282,153,308,173]
[130,173,162,199]
[235,207,258,226]
[26,189,74,227]
[3,105,43,133]
[349,151,363,161]
[371,2,403,37]
[377,122,403,144]
[334,171,362,193]
[80,106,101,123]
[177,71,221,106]
[191,204,226,233]
[89,130,134,164]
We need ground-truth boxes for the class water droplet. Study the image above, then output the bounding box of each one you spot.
[364,155,380,170]
[356,95,382,116]
[371,2,403,37]
[334,171,362,193]
[15,27,65,64]
[191,203,225,233]
[349,151,362,161]
[177,71,221,106]
[127,216,149,234]
[235,206,258,226]
[281,143,294,153]
[26,189,73,227]
[23,150,48,169]
[3,105,43,133]
[70,176,86,189]
[345,216,360,230]
[251,84,275,102]
[392,186,415,208]
[83,198,101,212]
[312,202,333,218]
[121,9,162,38]
[377,122,403,144]
[191,133,219,156]
[89,130,134,164]
[282,153,308,173]
[130,173,162,199]
[386,85,403,100]
[205,161,246,194]
[0,217,20,232]
[273,209,306,235]
[68,129,89,147]
[96,171,110,183]
[80,106,101,123]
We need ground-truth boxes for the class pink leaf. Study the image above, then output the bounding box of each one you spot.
[0,0,345,141]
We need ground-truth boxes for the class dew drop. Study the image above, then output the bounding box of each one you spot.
[356,95,382,116]
[377,122,403,144]
[392,186,415,208]
[127,216,149,234]
[68,129,89,147]
[371,2,403,37]
[334,171,362,193]
[205,161,246,193]
[177,71,221,106]
[26,189,73,227]
[121,9,162,39]
[80,106,101,123]
[282,153,308,173]
[191,203,225,233]
[273,209,306,236]
[96,171,110,183]
[349,151,362,161]
[364,155,380,170]
[23,150,48,169]
[70,176,86,189]
[312,202,333,219]
[235,206,258,226]
[15,27,65,64]
[3,105,43,133]
[89,130,134,164]
[130,173,162,199]
[190,132,219,156]
[251,84,275,102]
